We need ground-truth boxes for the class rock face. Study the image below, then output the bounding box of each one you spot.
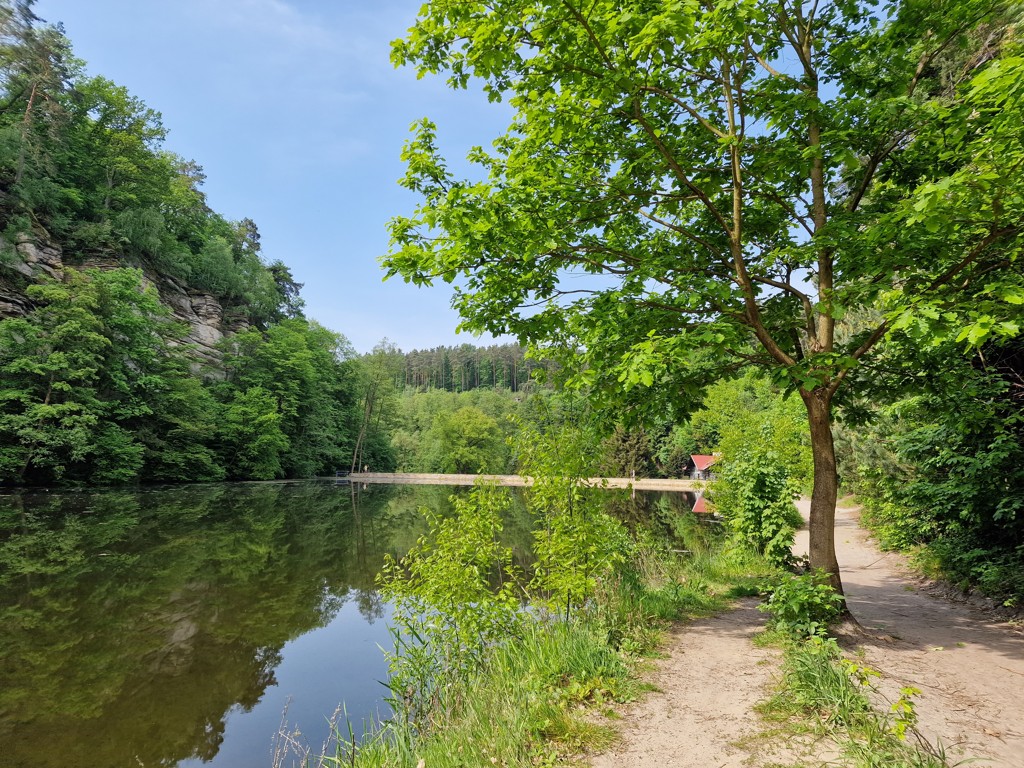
[0,232,245,369]
[11,233,65,281]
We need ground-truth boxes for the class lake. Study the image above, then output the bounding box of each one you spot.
[0,480,695,768]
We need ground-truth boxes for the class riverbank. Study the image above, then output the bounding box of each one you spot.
[334,492,779,768]
[347,472,701,492]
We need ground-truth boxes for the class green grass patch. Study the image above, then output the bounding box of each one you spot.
[756,633,962,768]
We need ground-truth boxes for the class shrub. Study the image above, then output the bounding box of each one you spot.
[713,441,802,568]
[761,570,844,637]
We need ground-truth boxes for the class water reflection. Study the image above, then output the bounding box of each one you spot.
[0,481,693,768]
[0,482,489,767]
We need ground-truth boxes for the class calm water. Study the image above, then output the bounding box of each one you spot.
[0,481,694,768]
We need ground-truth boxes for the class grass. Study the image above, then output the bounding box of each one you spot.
[326,516,782,768]
[352,620,624,767]
[754,632,962,768]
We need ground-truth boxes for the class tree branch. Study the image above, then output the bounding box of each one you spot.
[628,99,733,237]
[927,227,1018,292]
[637,84,727,138]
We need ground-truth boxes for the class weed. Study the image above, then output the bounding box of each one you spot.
[761,570,844,638]
[759,633,963,768]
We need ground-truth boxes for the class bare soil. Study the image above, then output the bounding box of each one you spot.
[810,500,1024,767]
[588,598,793,768]
[588,500,1024,767]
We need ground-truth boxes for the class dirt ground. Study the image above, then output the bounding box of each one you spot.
[588,500,1024,767]
[588,598,783,768]
[813,500,1024,767]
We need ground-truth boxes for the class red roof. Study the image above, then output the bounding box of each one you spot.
[691,454,717,471]
[692,495,708,513]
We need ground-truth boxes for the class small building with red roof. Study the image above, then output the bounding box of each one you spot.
[688,454,718,480]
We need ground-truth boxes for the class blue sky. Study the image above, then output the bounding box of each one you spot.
[34,0,513,353]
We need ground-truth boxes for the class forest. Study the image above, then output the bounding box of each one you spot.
[2,1,1024,765]
[1,0,1022,605]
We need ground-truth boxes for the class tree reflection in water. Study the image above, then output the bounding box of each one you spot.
[0,482,474,768]
[0,481,686,767]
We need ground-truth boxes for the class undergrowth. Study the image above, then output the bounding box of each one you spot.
[757,618,960,767]
[317,479,781,768]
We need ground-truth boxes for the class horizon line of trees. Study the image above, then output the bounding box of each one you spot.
[392,344,556,393]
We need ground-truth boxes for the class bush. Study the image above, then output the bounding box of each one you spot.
[713,441,802,568]
[761,570,844,638]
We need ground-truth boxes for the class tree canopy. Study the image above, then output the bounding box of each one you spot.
[384,0,1024,592]
[0,1,297,326]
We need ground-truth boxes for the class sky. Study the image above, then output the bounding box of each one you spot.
[33,0,514,353]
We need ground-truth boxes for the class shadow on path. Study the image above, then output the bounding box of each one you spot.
[795,500,1024,766]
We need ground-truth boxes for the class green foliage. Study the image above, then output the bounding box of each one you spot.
[189,235,239,297]
[516,416,630,616]
[0,268,186,484]
[220,319,360,478]
[136,363,224,483]
[349,339,404,474]
[219,387,290,480]
[761,571,844,638]
[0,6,301,325]
[696,373,813,488]
[378,484,525,729]
[599,425,654,478]
[398,343,549,392]
[424,405,506,473]
[383,0,1024,587]
[713,439,803,568]
[0,266,363,485]
[0,275,107,481]
[841,337,1024,604]
[655,422,700,477]
[89,423,145,485]
[389,386,525,472]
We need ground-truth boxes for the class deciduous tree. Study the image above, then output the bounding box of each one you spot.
[384,0,1024,593]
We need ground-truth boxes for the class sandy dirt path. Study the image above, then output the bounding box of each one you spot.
[591,500,1024,767]
[588,599,783,768]
[794,500,1024,767]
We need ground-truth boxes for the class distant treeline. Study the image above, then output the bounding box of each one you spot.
[397,344,555,393]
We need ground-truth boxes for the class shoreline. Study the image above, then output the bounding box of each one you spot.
[346,472,702,491]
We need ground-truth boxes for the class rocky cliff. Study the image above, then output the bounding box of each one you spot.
[0,232,248,368]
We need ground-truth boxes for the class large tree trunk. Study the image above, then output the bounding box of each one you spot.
[800,387,844,598]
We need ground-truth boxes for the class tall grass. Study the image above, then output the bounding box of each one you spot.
[341,510,780,767]
[760,634,960,768]
[354,619,626,768]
